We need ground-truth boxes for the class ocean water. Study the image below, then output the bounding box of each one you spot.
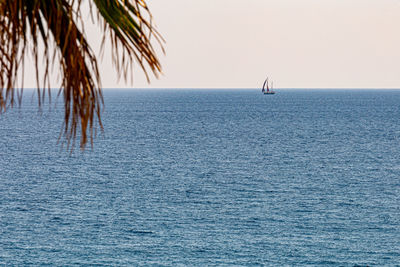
[0,89,399,266]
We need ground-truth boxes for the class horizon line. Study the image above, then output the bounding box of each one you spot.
[102,87,400,90]
[18,87,400,90]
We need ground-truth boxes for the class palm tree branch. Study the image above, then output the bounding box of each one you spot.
[0,0,163,150]
[92,0,162,80]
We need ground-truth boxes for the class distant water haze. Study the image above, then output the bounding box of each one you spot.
[22,0,400,89]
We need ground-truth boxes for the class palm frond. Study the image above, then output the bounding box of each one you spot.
[0,0,163,149]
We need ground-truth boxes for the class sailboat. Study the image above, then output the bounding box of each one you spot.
[262,78,275,95]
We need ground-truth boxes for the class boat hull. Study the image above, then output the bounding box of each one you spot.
[263,91,275,95]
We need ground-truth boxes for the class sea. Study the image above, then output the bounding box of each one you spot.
[0,89,399,266]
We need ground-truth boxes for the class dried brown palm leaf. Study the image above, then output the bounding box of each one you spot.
[0,0,163,149]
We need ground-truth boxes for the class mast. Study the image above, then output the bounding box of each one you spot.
[266,79,269,92]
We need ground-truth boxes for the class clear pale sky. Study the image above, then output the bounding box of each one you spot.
[25,0,400,89]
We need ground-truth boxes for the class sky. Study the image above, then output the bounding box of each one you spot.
[25,0,400,89]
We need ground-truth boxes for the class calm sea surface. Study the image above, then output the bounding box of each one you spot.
[0,89,399,266]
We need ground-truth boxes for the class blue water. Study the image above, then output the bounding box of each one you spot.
[0,89,399,266]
